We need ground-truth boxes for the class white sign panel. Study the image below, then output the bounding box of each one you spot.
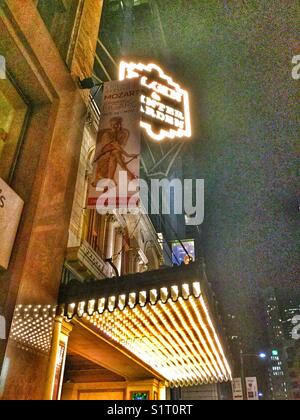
[246,377,259,400]
[232,377,244,400]
[0,178,24,269]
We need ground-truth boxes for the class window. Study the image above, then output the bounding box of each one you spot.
[131,391,149,400]
[85,210,105,257]
[0,73,29,183]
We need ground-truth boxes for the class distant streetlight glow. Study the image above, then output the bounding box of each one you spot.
[259,352,267,359]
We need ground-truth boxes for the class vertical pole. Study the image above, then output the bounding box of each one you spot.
[240,349,246,400]
[106,217,115,260]
[106,216,116,276]
[113,228,123,276]
[44,316,63,400]
[44,317,72,400]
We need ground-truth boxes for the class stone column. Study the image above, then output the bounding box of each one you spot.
[135,254,142,274]
[43,317,72,400]
[128,249,143,274]
[158,382,167,400]
[105,216,116,261]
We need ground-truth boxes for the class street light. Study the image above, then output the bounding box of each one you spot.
[259,352,267,359]
[240,350,267,400]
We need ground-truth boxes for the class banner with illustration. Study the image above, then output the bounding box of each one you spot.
[88,79,141,211]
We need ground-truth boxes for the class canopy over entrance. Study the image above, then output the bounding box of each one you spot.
[59,263,232,388]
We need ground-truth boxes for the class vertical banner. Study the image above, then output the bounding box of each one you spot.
[0,178,24,270]
[246,377,259,400]
[88,79,141,211]
[231,378,244,400]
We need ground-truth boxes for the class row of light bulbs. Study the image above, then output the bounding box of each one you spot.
[82,293,232,387]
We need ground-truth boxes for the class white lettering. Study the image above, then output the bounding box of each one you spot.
[141,101,185,129]
[141,76,182,102]
[292,55,300,80]
[292,315,300,340]
[165,114,174,125]
[174,118,185,129]
[184,179,205,226]
[0,315,6,340]
[0,55,5,80]
[107,405,142,418]
[151,179,183,215]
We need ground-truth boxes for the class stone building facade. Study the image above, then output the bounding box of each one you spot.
[0,0,104,400]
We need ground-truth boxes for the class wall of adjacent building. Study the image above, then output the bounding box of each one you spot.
[69,0,104,83]
[0,0,103,400]
[181,384,219,400]
[68,124,96,248]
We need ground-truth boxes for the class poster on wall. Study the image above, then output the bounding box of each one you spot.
[0,178,24,270]
[87,79,141,211]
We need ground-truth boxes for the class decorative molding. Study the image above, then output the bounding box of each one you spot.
[78,240,111,279]
[137,248,148,265]
[112,211,127,229]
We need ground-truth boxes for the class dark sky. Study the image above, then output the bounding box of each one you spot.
[100,0,299,346]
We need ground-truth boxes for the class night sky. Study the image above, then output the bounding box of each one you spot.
[100,0,299,349]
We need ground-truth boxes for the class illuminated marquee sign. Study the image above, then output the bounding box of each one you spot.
[119,62,191,141]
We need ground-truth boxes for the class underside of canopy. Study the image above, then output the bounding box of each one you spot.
[59,263,232,387]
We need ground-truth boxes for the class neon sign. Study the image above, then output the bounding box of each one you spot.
[119,62,191,141]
